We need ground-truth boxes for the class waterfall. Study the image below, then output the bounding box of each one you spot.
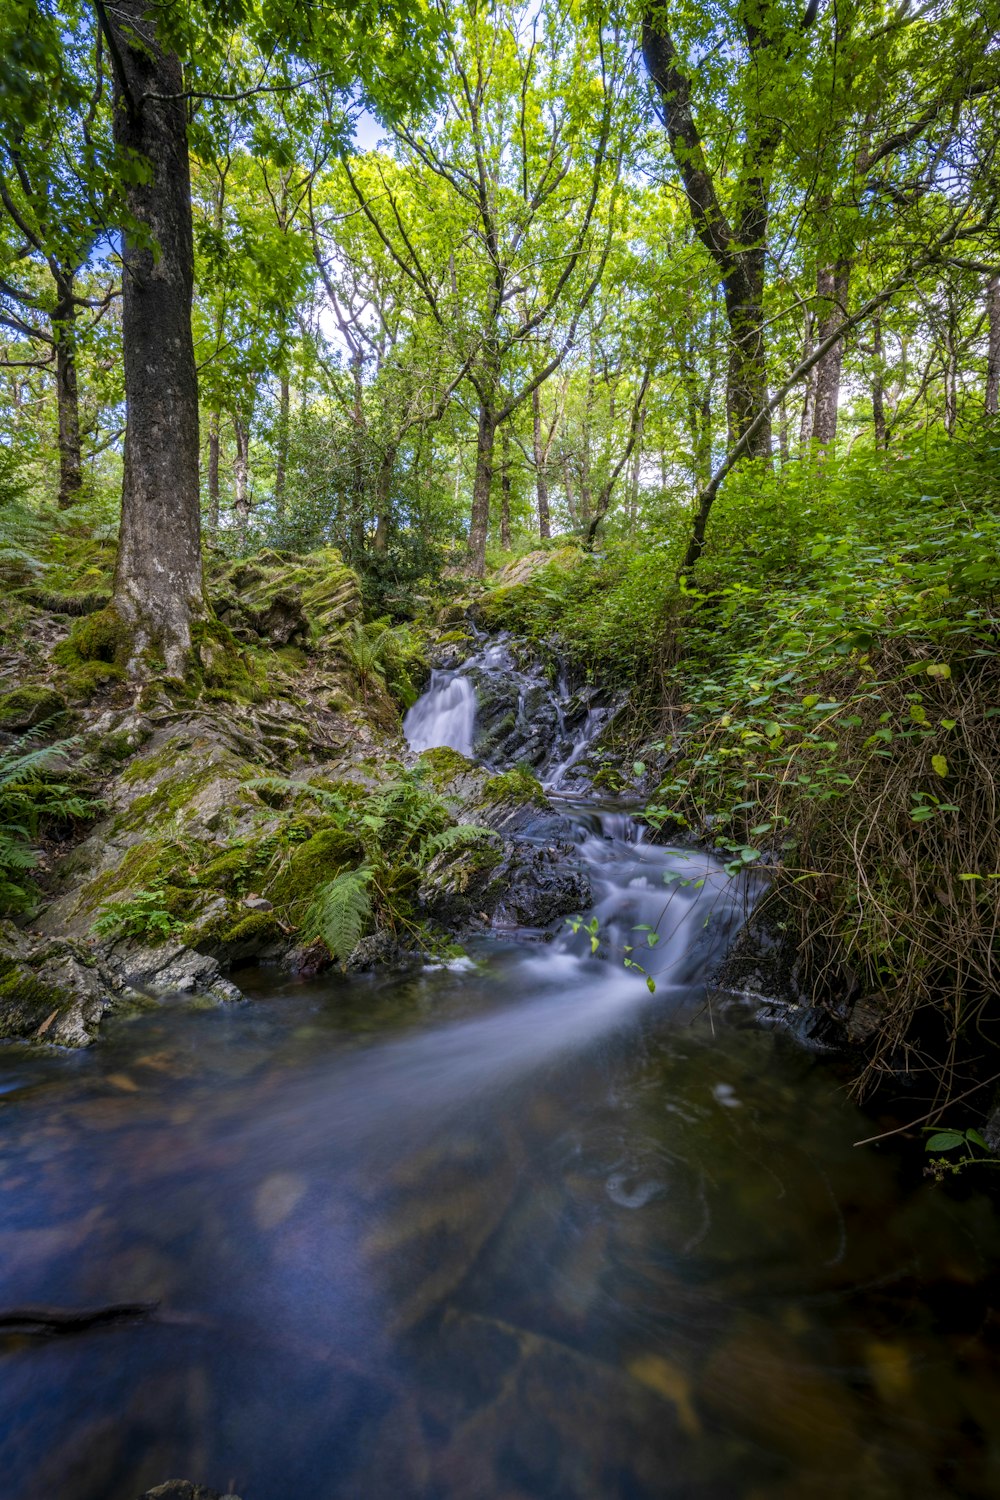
[403,670,477,755]
[404,633,613,791]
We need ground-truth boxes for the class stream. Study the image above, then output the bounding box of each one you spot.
[2,645,1000,1498]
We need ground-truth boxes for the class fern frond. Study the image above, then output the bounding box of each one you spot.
[303,866,373,961]
[245,774,351,816]
[421,823,500,861]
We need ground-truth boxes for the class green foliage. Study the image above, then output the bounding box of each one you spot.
[923,1125,999,1180]
[303,867,373,963]
[0,729,98,912]
[92,885,184,943]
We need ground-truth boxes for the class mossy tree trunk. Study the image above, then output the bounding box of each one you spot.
[105,0,206,677]
[466,396,497,579]
[986,275,1000,416]
[53,273,83,509]
[531,385,551,540]
[811,260,851,448]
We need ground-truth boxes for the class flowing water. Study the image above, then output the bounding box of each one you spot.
[3,651,1000,1498]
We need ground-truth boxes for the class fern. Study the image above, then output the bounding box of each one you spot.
[0,728,100,912]
[420,823,500,862]
[303,866,373,961]
[245,773,351,818]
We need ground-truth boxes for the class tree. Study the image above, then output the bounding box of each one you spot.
[0,5,117,506]
[345,0,632,575]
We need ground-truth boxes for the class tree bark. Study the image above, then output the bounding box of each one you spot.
[106,0,204,676]
[811,260,851,447]
[579,368,594,526]
[372,444,396,553]
[871,315,886,449]
[799,308,816,446]
[531,385,551,540]
[986,276,1000,416]
[466,400,497,578]
[274,372,290,521]
[207,409,220,530]
[562,455,578,526]
[52,275,83,509]
[642,10,776,461]
[233,414,250,545]
[500,422,512,550]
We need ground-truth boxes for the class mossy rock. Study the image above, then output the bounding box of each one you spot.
[54,604,130,668]
[59,660,125,705]
[417,745,479,787]
[592,764,627,792]
[0,683,67,730]
[481,767,548,808]
[267,826,364,910]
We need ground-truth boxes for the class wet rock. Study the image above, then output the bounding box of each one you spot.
[497,842,592,928]
[419,828,590,933]
[0,920,121,1046]
[138,1485,242,1500]
[103,940,244,1004]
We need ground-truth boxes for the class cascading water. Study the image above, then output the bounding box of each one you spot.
[405,632,616,792]
[402,670,477,755]
[404,632,750,1002]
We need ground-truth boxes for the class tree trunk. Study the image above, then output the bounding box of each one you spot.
[372,444,396,553]
[531,385,551,540]
[799,307,816,446]
[943,290,958,436]
[207,409,220,530]
[274,372,290,521]
[500,423,512,550]
[724,255,771,458]
[986,276,1000,416]
[233,415,250,545]
[563,456,578,526]
[579,369,594,526]
[628,405,644,528]
[812,260,851,448]
[107,0,204,676]
[52,279,83,509]
[466,401,497,578]
[871,315,886,449]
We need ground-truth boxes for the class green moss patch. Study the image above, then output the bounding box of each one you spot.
[0,684,67,731]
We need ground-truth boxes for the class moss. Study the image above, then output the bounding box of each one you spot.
[59,660,125,704]
[121,738,192,785]
[22,587,110,616]
[217,909,283,947]
[54,604,130,668]
[267,826,363,909]
[481,767,548,807]
[198,845,263,893]
[592,764,626,793]
[89,725,151,768]
[192,618,267,703]
[0,684,67,730]
[417,746,478,786]
[79,838,202,911]
[0,966,66,1013]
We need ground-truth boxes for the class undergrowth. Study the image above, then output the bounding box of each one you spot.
[482,430,1000,1099]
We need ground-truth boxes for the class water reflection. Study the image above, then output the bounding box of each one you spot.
[1,953,999,1499]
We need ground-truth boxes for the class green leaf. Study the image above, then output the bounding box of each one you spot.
[926,663,951,678]
[931,754,948,777]
[925,1132,965,1152]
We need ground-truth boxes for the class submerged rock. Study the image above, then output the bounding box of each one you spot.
[138,1485,242,1500]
